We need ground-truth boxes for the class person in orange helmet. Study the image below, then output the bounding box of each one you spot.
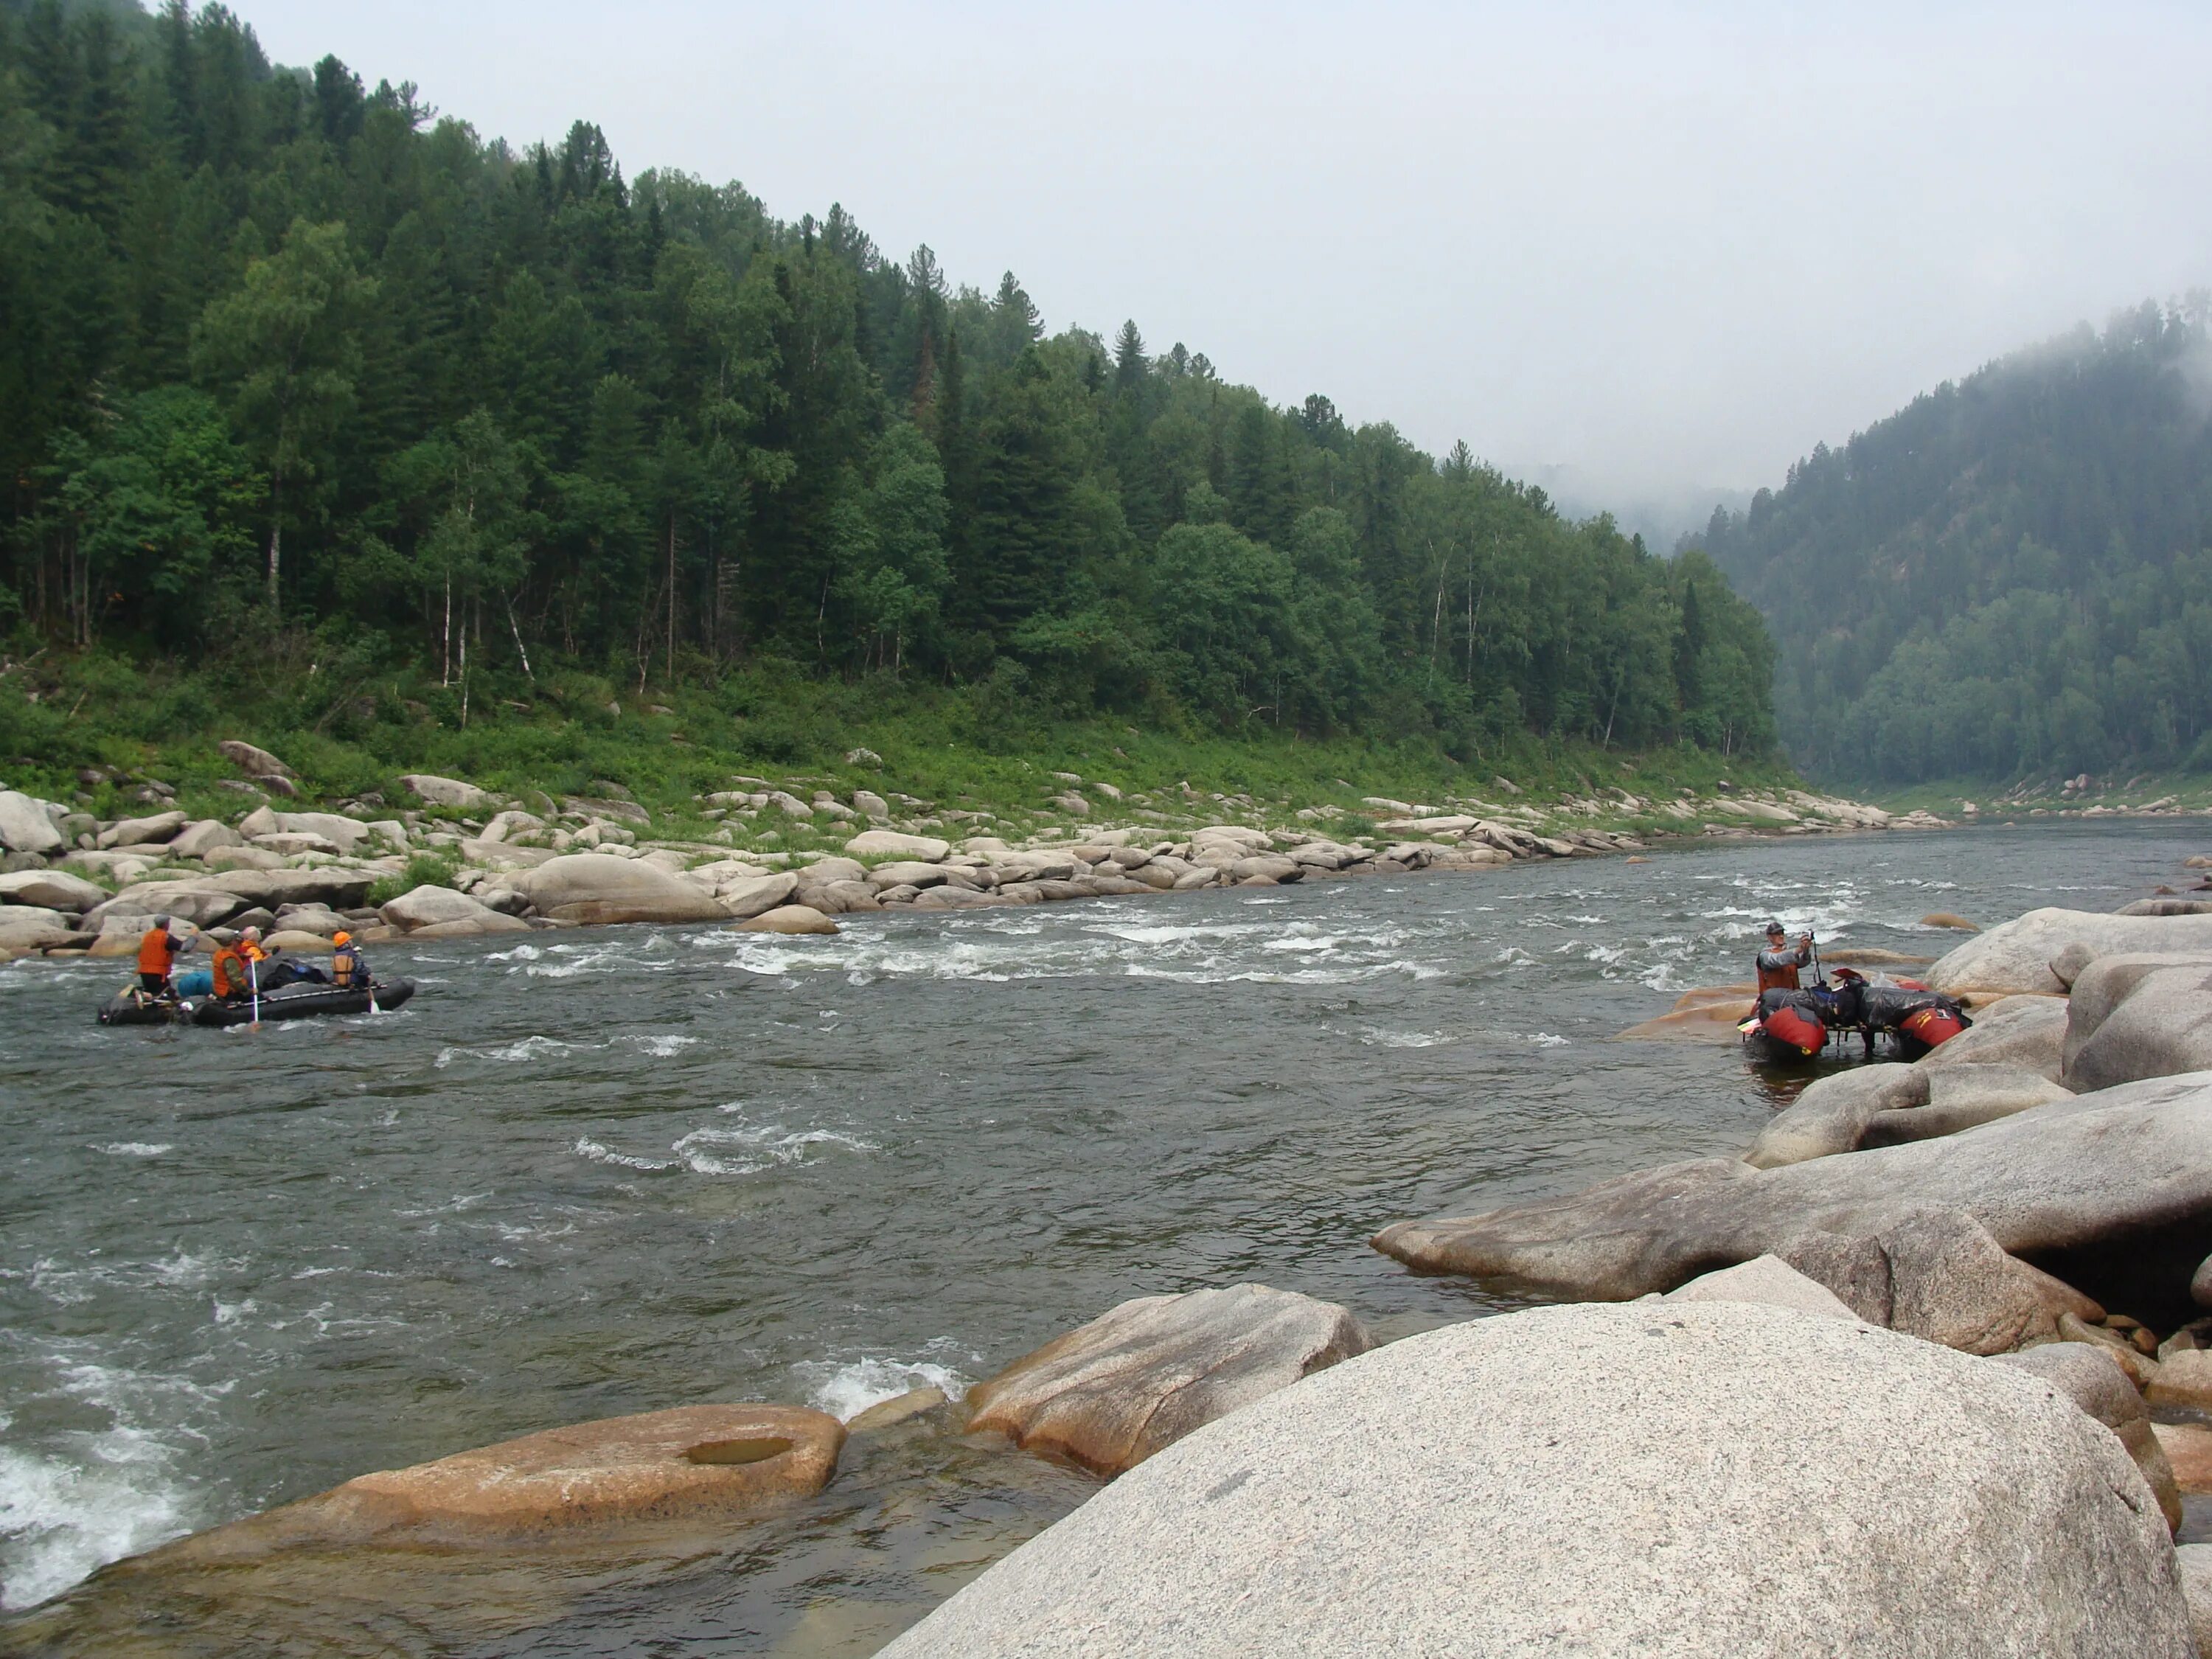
[329,930,369,992]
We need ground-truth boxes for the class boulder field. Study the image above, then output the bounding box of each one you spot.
[0,760,1947,964]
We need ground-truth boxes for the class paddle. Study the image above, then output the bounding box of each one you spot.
[248,953,261,1031]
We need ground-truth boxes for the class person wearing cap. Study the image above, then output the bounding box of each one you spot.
[1755,920,1815,994]
[329,931,369,992]
[136,915,185,998]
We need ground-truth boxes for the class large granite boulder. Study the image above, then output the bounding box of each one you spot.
[512,852,729,926]
[1992,1343,2183,1534]
[378,885,523,936]
[204,866,378,911]
[1863,1066,2073,1148]
[2062,955,2212,1094]
[1660,1254,1855,1318]
[1375,1073,2212,1320]
[966,1284,1375,1477]
[133,1405,844,1564]
[1919,993,2069,1079]
[1744,1065,1927,1167]
[1929,908,2212,998]
[97,810,186,849]
[83,880,252,931]
[0,789,64,855]
[0,905,73,950]
[169,819,243,859]
[844,829,949,862]
[0,868,105,914]
[717,871,799,919]
[883,1302,2191,1658]
[218,738,293,782]
[397,773,490,810]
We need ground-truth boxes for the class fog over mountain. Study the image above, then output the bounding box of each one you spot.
[234,0,2212,514]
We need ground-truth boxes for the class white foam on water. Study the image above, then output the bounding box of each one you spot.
[0,1437,188,1610]
[0,1359,223,1611]
[435,1035,588,1068]
[1527,1032,1571,1047]
[1360,1027,1449,1048]
[619,1034,697,1057]
[93,1143,172,1158]
[571,1137,675,1172]
[799,1356,971,1422]
[669,1123,874,1177]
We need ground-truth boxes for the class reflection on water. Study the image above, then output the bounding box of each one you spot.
[0,821,2191,1653]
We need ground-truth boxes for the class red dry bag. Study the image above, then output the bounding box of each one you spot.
[1764,1004,1828,1056]
[1901,1006,1966,1048]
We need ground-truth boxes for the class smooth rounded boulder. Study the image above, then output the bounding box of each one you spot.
[883,1302,2191,1658]
[0,867,106,914]
[513,853,729,926]
[2062,954,2212,1093]
[396,773,490,810]
[1928,907,2212,998]
[135,1404,844,1564]
[844,829,949,862]
[1917,992,2068,1079]
[966,1284,1374,1476]
[0,789,64,855]
[1375,1073,2212,1319]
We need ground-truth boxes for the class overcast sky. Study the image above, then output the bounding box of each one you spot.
[238,1,2212,512]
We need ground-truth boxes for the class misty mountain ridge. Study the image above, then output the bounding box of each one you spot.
[1686,299,2212,785]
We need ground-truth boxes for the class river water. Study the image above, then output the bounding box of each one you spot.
[0,820,2196,1654]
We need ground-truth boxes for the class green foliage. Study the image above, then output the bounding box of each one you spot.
[1692,302,2212,782]
[0,0,1779,766]
[366,850,457,907]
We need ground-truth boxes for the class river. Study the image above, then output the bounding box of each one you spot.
[0,819,2195,1654]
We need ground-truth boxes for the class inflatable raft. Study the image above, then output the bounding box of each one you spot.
[1738,970,1969,1065]
[97,978,416,1027]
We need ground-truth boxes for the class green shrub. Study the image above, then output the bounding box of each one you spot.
[366,852,460,907]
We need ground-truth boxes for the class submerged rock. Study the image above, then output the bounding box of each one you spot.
[884,1302,2192,1658]
[1375,1073,2212,1321]
[133,1405,844,1563]
[737,904,838,936]
[967,1284,1374,1477]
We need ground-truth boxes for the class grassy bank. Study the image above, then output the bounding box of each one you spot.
[0,649,1804,852]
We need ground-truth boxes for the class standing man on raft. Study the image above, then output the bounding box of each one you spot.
[136,915,185,1000]
[1756,920,1815,994]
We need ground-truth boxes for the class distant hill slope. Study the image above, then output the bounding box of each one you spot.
[1686,302,2212,783]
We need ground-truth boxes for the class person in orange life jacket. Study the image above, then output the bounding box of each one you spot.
[136,915,184,996]
[329,931,369,991]
[209,933,254,1000]
[1755,920,1815,995]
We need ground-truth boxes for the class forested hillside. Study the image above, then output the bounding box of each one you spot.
[1690,303,2212,784]
[0,0,1775,771]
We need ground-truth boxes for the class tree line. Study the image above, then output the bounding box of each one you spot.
[1,0,1777,760]
[1690,301,2212,782]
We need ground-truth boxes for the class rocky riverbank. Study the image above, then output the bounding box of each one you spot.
[1,740,1967,961]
